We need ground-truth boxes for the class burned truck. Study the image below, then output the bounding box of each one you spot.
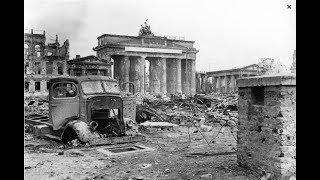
[25,76,143,146]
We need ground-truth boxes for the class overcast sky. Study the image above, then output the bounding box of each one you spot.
[24,0,296,71]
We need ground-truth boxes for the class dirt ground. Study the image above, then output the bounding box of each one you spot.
[24,125,261,180]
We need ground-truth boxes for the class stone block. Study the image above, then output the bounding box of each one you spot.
[237,74,296,179]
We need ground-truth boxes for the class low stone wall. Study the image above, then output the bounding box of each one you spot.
[236,74,296,179]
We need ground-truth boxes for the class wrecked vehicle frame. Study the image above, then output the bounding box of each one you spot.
[25,75,143,146]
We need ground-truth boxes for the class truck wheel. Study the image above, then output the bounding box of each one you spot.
[61,127,78,143]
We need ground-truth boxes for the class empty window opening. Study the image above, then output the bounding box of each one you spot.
[46,62,53,75]
[252,86,265,105]
[86,69,98,75]
[34,62,41,75]
[100,70,107,76]
[256,125,262,132]
[35,81,41,91]
[74,70,82,76]
[25,81,30,91]
[52,82,77,98]
[57,62,64,75]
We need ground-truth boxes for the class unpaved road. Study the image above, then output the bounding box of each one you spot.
[24,126,260,180]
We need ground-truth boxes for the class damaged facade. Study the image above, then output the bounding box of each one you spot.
[196,64,263,94]
[24,29,69,96]
[93,22,198,96]
[67,55,112,76]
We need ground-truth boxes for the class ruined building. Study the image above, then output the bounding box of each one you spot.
[24,29,69,95]
[67,55,112,76]
[196,64,263,94]
[93,21,199,96]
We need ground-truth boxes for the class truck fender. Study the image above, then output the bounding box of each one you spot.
[61,121,99,143]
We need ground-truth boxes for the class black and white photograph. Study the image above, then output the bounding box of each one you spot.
[24,0,296,179]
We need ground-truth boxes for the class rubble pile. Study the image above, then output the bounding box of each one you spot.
[24,96,49,115]
[136,92,239,130]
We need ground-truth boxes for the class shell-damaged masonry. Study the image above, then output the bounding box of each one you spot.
[24,21,296,180]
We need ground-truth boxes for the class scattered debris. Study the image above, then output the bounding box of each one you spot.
[260,173,273,180]
[64,149,85,157]
[139,163,152,169]
[164,169,170,174]
[200,173,212,178]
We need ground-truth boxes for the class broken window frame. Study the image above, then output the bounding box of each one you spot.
[34,62,41,75]
[46,62,53,75]
[57,62,64,75]
[81,81,104,95]
[52,82,78,99]
[35,81,41,91]
[25,81,30,91]
[81,80,120,95]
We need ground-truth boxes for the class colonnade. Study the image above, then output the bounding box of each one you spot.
[109,55,196,96]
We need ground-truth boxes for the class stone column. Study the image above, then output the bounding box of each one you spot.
[140,56,146,94]
[226,76,230,93]
[29,80,35,93]
[70,69,74,76]
[166,59,175,94]
[237,75,296,180]
[216,76,220,92]
[149,58,161,95]
[182,59,190,95]
[205,76,210,92]
[212,76,216,93]
[223,76,227,93]
[132,56,145,94]
[202,75,207,93]
[230,75,236,92]
[190,59,196,95]
[160,58,167,95]
[196,73,201,93]
[176,58,182,94]
[120,56,130,92]
[40,80,47,92]
[82,69,86,76]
